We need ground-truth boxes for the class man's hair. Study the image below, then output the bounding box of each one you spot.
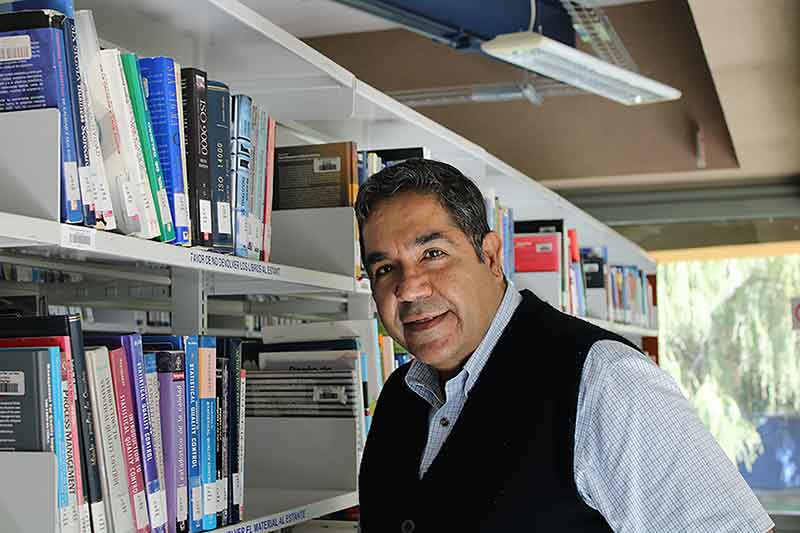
[354,158,490,261]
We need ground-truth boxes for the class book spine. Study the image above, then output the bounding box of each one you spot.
[68,316,107,533]
[47,344,72,533]
[121,52,175,243]
[247,103,261,260]
[36,352,53,453]
[109,346,150,533]
[215,357,228,525]
[251,107,267,260]
[158,352,189,533]
[262,117,276,261]
[86,347,134,533]
[125,335,166,532]
[101,49,159,239]
[63,16,95,228]
[231,95,252,258]
[174,61,193,246]
[184,336,202,532]
[59,333,85,532]
[146,352,169,532]
[238,369,246,518]
[139,57,191,246]
[226,341,241,522]
[207,81,233,252]
[198,337,217,530]
[180,68,212,247]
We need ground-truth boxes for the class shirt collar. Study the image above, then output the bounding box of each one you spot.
[405,280,523,403]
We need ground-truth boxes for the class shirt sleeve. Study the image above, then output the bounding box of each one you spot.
[574,339,774,533]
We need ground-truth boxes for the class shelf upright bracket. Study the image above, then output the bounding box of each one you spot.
[171,267,207,336]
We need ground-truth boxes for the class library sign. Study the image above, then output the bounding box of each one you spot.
[189,250,281,277]
[221,509,307,532]
[792,297,800,331]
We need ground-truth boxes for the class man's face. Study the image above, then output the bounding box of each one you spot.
[362,192,505,376]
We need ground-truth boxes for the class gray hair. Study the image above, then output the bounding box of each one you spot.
[354,158,490,261]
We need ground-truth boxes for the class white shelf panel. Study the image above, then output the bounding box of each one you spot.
[580,316,659,338]
[214,488,358,533]
[0,214,357,295]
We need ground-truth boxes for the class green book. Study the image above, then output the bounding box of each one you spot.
[120,52,176,243]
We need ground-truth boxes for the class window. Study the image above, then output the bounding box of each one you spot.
[659,254,800,512]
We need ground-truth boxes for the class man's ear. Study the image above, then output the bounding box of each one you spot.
[481,231,505,280]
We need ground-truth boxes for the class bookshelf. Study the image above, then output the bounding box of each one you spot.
[0,0,657,531]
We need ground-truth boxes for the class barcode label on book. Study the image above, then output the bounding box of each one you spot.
[313,156,341,173]
[120,182,140,220]
[133,490,149,530]
[61,226,96,251]
[217,201,232,235]
[191,487,202,521]
[157,189,173,232]
[65,162,82,205]
[203,483,216,516]
[0,35,32,62]
[199,199,212,235]
[0,371,24,395]
[232,474,241,505]
[173,192,190,228]
[79,503,91,533]
[147,489,166,528]
[90,502,108,533]
[177,485,188,522]
[219,478,228,512]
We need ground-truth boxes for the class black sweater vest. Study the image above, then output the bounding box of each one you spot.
[359,290,641,532]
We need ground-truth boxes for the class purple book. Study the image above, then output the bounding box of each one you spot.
[124,333,167,533]
[158,351,188,533]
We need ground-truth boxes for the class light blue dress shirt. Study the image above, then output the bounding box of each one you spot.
[404,283,773,532]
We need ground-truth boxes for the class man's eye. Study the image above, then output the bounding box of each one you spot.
[375,265,393,277]
[423,249,445,259]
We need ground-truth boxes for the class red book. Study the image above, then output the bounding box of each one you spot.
[109,346,151,533]
[514,234,561,273]
[0,335,85,529]
[567,229,580,263]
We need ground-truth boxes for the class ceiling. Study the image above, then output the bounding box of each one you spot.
[249,0,800,250]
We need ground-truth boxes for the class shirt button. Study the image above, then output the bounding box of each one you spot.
[440,417,450,427]
[401,519,415,533]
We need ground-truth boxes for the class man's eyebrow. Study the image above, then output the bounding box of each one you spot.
[365,251,386,269]
[415,231,454,247]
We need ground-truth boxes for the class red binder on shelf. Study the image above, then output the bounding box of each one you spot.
[514,233,561,273]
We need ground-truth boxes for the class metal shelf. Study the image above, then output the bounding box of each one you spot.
[579,316,659,338]
[213,489,358,533]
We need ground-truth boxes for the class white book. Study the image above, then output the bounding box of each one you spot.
[85,346,136,533]
[173,61,193,246]
[100,49,160,239]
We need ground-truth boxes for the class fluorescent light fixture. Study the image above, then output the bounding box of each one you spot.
[481,32,681,106]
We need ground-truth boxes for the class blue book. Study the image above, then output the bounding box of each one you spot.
[198,336,217,530]
[139,57,191,246]
[230,95,252,258]
[0,0,73,16]
[62,16,94,226]
[207,81,233,253]
[142,335,185,351]
[125,334,166,533]
[184,336,202,532]
[360,352,371,434]
[0,10,82,223]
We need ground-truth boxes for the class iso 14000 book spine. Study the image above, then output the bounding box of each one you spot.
[181,67,213,248]
[207,80,233,253]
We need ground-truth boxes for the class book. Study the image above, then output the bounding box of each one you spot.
[146,351,169,532]
[85,345,134,533]
[262,116,276,261]
[121,52,175,243]
[238,369,246,518]
[0,0,73,15]
[230,94,253,258]
[215,356,229,526]
[273,142,358,210]
[180,67,212,248]
[184,336,202,532]
[0,10,82,223]
[108,344,151,533]
[225,339,242,523]
[76,10,139,235]
[174,62,193,246]
[0,319,86,533]
[581,246,609,321]
[207,80,233,253]
[101,48,161,239]
[198,336,217,530]
[139,56,192,246]
[0,347,56,450]
[125,335,167,532]
[513,232,563,310]
[62,16,96,229]
[158,351,189,533]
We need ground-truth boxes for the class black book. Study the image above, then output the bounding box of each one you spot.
[207,80,233,253]
[215,356,229,525]
[0,348,54,451]
[225,338,243,523]
[180,67,213,247]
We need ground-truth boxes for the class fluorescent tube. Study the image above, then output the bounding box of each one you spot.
[481,32,681,106]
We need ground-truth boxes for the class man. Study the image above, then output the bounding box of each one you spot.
[355,159,773,532]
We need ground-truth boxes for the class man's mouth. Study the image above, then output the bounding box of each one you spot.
[403,311,449,333]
